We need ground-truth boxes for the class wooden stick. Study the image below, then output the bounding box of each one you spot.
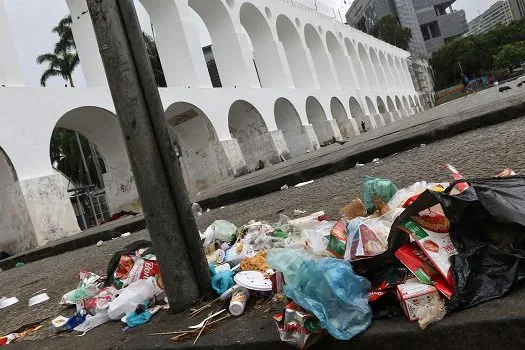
[193,316,211,346]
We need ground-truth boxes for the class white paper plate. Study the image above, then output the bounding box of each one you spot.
[234,271,272,291]
[28,293,49,307]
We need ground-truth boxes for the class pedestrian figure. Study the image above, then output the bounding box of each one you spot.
[461,73,474,95]
[361,121,367,133]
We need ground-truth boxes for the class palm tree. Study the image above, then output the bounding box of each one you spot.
[36,49,79,87]
[53,15,76,53]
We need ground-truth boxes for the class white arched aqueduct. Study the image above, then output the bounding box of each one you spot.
[0,0,425,255]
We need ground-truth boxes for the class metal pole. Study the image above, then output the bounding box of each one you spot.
[75,132,93,186]
[76,132,98,226]
[89,142,105,188]
[87,0,211,311]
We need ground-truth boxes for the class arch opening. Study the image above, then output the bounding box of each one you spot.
[379,51,394,86]
[326,32,353,88]
[344,39,367,90]
[365,96,377,115]
[166,102,233,193]
[402,96,411,111]
[276,15,314,88]
[52,107,137,229]
[189,0,255,87]
[306,96,338,145]
[395,96,403,110]
[331,97,353,138]
[349,97,366,132]
[0,145,36,255]
[304,24,335,88]
[229,100,280,171]
[369,49,386,86]
[377,97,387,114]
[358,44,378,89]
[275,98,318,157]
[240,3,286,88]
[386,96,396,112]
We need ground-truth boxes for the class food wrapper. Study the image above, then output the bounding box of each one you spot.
[339,198,366,219]
[445,164,469,192]
[75,287,117,314]
[60,271,102,305]
[395,243,453,298]
[112,249,164,290]
[345,209,404,261]
[396,278,442,321]
[398,211,457,284]
[326,220,347,258]
[274,302,324,349]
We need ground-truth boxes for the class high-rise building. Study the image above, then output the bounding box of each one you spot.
[467,1,515,36]
[508,0,525,19]
[345,0,468,56]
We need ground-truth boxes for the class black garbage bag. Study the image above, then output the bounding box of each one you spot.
[386,176,525,311]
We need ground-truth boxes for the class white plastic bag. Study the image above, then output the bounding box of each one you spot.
[107,277,161,320]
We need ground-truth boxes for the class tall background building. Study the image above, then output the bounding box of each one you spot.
[345,0,468,56]
[467,0,523,36]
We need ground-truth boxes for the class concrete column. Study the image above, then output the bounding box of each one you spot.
[66,0,108,87]
[103,163,141,214]
[336,118,360,138]
[303,47,322,89]
[140,0,212,87]
[382,112,396,125]
[312,120,343,145]
[399,109,409,119]
[391,110,402,121]
[366,115,378,129]
[0,179,37,255]
[220,139,248,177]
[19,173,80,247]
[213,32,260,87]
[372,114,386,127]
[237,130,289,172]
[275,41,296,88]
[281,125,320,158]
[0,0,24,86]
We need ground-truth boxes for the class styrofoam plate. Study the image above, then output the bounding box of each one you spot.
[234,271,272,291]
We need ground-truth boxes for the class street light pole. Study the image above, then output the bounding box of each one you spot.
[86,0,211,311]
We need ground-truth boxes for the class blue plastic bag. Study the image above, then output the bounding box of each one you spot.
[209,265,234,294]
[283,258,372,340]
[267,249,311,285]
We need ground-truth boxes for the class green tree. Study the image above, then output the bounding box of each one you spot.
[494,41,525,71]
[36,49,79,87]
[377,15,412,50]
[53,15,75,53]
[431,16,525,89]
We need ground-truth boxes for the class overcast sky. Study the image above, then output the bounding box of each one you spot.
[4,0,499,88]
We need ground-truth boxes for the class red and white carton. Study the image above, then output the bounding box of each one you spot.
[396,278,441,321]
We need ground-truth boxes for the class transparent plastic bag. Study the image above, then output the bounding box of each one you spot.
[267,249,312,286]
[203,220,237,246]
[283,258,371,340]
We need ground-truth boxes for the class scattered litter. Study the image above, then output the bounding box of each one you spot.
[15,262,24,267]
[191,202,203,215]
[220,206,225,209]
[293,209,306,216]
[229,288,249,316]
[120,232,131,238]
[96,240,104,246]
[294,180,314,188]
[280,184,289,190]
[420,144,426,148]
[51,316,69,333]
[372,158,380,163]
[355,162,364,167]
[28,293,49,307]
[0,297,18,309]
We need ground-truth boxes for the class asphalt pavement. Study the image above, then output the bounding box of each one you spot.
[3,116,525,348]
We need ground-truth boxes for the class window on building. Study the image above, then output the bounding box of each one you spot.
[421,21,441,40]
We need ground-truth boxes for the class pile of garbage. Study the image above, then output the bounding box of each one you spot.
[3,164,525,348]
[201,164,525,348]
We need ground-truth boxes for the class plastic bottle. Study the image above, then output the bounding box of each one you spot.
[229,287,249,316]
[107,277,159,320]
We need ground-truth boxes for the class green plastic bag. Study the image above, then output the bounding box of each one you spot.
[362,177,398,213]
